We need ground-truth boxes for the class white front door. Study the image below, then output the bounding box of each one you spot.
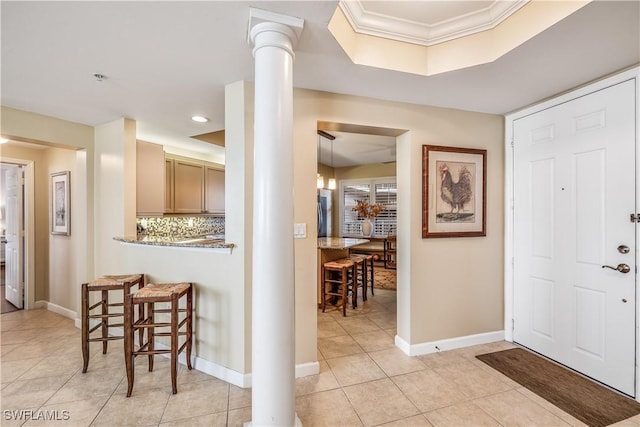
[513,79,636,396]
[4,164,23,309]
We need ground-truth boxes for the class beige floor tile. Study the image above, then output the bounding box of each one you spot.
[1,340,65,362]
[296,388,363,426]
[227,406,252,427]
[318,335,364,359]
[1,375,70,412]
[610,419,640,426]
[160,412,228,427]
[18,353,83,381]
[91,386,171,426]
[229,384,252,409]
[378,414,433,426]
[383,327,397,338]
[391,369,469,412]
[474,389,570,426]
[1,328,46,345]
[425,401,501,426]
[22,396,108,426]
[47,367,124,404]
[351,329,395,352]
[296,360,340,396]
[343,378,419,426]
[176,364,217,384]
[368,347,427,377]
[161,378,229,422]
[317,347,325,360]
[114,358,174,394]
[417,350,469,369]
[514,388,588,427]
[1,358,42,383]
[366,312,397,329]
[340,316,383,335]
[433,360,513,399]
[326,353,387,387]
[317,318,349,338]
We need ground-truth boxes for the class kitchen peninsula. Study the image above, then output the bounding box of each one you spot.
[114,234,233,251]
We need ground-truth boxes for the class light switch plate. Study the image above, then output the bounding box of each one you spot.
[294,223,307,239]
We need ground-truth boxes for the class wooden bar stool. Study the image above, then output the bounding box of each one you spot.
[321,259,355,316]
[81,274,145,373]
[124,282,193,396]
[348,254,367,303]
[351,253,374,299]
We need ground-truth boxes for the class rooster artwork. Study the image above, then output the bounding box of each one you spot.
[437,161,474,222]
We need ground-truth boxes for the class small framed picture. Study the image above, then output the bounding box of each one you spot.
[51,171,70,235]
[422,145,486,238]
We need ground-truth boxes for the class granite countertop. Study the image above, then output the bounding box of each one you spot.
[318,237,370,250]
[114,234,234,249]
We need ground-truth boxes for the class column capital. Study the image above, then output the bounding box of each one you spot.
[248,7,304,55]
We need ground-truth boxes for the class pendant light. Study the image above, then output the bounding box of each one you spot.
[328,138,336,190]
[317,133,324,189]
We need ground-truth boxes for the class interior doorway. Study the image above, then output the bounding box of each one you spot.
[1,162,25,313]
[316,122,403,352]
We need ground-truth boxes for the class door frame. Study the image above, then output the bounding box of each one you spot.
[504,66,640,401]
[1,158,35,310]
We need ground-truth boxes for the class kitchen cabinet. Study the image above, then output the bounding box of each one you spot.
[205,166,225,213]
[164,154,224,214]
[136,140,165,216]
[173,158,205,213]
[165,158,174,213]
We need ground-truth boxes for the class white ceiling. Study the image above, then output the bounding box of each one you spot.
[2,1,639,164]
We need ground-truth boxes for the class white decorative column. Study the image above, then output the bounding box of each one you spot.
[248,8,304,427]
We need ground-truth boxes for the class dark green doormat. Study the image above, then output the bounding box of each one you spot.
[477,348,640,427]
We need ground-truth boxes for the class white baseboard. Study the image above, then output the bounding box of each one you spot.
[42,301,77,321]
[395,330,505,356]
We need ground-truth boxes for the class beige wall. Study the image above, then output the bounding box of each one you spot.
[292,88,504,352]
[46,147,79,311]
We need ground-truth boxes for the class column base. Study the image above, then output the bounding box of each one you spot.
[245,414,302,426]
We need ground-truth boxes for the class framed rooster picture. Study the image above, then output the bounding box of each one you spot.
[422,145,486,238]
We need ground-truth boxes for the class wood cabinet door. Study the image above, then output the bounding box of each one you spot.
[205,167,225,213]
[165,158,174,213]
[173,159,204,213]
[136,140,165,216]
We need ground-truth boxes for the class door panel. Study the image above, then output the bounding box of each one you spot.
[4,165,23,309]
[514,79,636,396]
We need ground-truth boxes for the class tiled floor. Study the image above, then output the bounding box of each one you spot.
[2,289,639,426]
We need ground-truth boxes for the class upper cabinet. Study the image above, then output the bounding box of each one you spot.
[136,140,165,216]
[205,166,225,213]
[137,142,225,216]
[164,154,224,215]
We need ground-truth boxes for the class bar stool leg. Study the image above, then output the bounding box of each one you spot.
[148,302,154,372]
[321,265,327,312]
[124,293,135,398]
[170,293,179,394]
[351,264,358,308]
[81,283,90,373]
[101,290,109,354]
[341,267,347,317]
[186,285,193,370]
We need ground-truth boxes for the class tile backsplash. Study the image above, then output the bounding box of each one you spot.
[137,216,225,238]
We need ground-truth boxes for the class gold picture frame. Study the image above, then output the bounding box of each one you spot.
[422,145,486,238]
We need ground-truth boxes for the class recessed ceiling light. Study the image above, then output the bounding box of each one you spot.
[191,116,209,123]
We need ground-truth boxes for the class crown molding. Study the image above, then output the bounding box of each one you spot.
[339,0,529,46]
